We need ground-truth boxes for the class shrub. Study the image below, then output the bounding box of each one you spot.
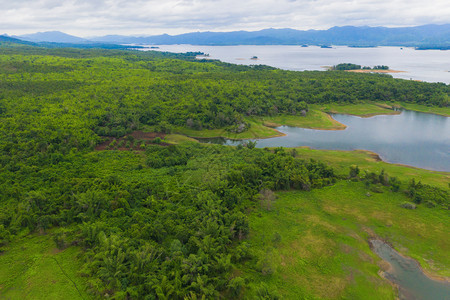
[400,202,416,209]
[370,185,384,193]
[228,277,245,298]
[349,165,360,178]
[255,283,280,299]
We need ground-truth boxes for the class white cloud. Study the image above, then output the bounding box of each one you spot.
[1,0,449,36]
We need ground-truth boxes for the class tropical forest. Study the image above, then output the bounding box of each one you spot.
[0,42,448,299]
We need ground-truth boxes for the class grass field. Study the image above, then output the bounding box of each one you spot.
[240,181,449,299]
[261,109,346,130]
[394,102,450,117]
[293,147,449,189]
[164,133,199,144]
[313,102,450,117]
[312,102,400,117]
[0,234,90,300]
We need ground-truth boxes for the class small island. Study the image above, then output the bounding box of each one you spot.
[331,63,404,73]
[250,56,258,60]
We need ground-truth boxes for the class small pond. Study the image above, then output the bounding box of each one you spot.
[369,239,450,300]
[201,110,450,172]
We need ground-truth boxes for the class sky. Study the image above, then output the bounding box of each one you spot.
[1,0,449,37]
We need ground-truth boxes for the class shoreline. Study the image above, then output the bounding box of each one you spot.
[392,103,450,117]
[327,110,401,118]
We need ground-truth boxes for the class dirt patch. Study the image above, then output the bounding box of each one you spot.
[95,131,170,151]
[263,121,281,128]
[340,243,354,254]
[50,248,63,255]
[358,251,374,263]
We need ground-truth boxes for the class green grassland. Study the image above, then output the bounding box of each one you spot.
[0,234,89,300]
[394,102,450,116]
[240,181,449,299]
[164,133,199,144]
[312,102,400,117]
[261,109,346,130]
[293,147,449,189]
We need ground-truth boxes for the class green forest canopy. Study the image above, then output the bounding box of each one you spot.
[0,43,448,299]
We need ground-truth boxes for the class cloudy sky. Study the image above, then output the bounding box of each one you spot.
[2,0,449,37]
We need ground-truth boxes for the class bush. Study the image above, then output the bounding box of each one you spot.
[256,256,274,275]
[255,283,280,299]
[109,139,117,148]
[370,185,384,193]
[228,277,245,298]
[246,140,257,149]
[425,201,437,208]
[400,202,416,209]
[349,165,360,178]
[272,232,281,244]
[260,189,276,211]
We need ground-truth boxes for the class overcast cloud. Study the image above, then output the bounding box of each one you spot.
[2,0,449,36]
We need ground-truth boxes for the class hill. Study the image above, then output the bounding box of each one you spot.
[18,31,89,43]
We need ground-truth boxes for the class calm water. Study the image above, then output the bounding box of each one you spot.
[203,110,450,172]
[143,45,450,84]
[370,239,450,300]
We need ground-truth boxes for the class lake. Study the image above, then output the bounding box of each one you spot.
[370,239,450,300]
[143,45,450,84]
[202,110,450,172]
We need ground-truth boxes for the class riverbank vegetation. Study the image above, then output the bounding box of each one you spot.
[0,42,448,299]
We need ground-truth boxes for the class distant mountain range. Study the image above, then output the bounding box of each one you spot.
[17,31,89,43]
[0,34,141,50]
[7,24,450,47]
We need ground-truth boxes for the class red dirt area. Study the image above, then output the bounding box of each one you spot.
[95,131,169,151]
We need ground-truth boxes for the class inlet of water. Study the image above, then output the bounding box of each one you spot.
[369,239,450,300]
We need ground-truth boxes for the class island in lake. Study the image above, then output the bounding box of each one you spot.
[330,63,405,74]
